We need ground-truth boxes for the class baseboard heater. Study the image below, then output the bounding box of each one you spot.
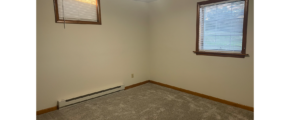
[58,84,124,108]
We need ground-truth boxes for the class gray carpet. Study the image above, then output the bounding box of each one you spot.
[37,83,253,120]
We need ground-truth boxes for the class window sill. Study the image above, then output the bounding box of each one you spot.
[193,51,249,58]
[56,20,102,25]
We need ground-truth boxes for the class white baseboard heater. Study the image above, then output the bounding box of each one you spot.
[58,84,124,108]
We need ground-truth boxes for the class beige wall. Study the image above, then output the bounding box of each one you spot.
[148,0,254,107]
[37,0,150,110]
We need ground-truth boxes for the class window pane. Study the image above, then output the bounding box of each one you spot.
[58,0,98,21]
[199,1,245,53]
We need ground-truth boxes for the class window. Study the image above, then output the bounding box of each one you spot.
[194,0,249,58]
[53,0,101,24]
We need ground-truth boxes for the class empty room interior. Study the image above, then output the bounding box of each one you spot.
[37,0,254,119]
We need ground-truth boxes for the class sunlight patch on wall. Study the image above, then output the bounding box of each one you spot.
[134,0,157,3]
[76,0,97,5]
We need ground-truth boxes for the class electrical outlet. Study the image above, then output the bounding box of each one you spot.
[131,74,134,78]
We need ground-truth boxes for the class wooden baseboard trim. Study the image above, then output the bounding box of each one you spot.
[37,106,58,115]
[147,80,253,112]
[125,80,150,90]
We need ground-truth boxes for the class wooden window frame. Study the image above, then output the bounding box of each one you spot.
[193,0,249,58]
[53,0,102,25]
